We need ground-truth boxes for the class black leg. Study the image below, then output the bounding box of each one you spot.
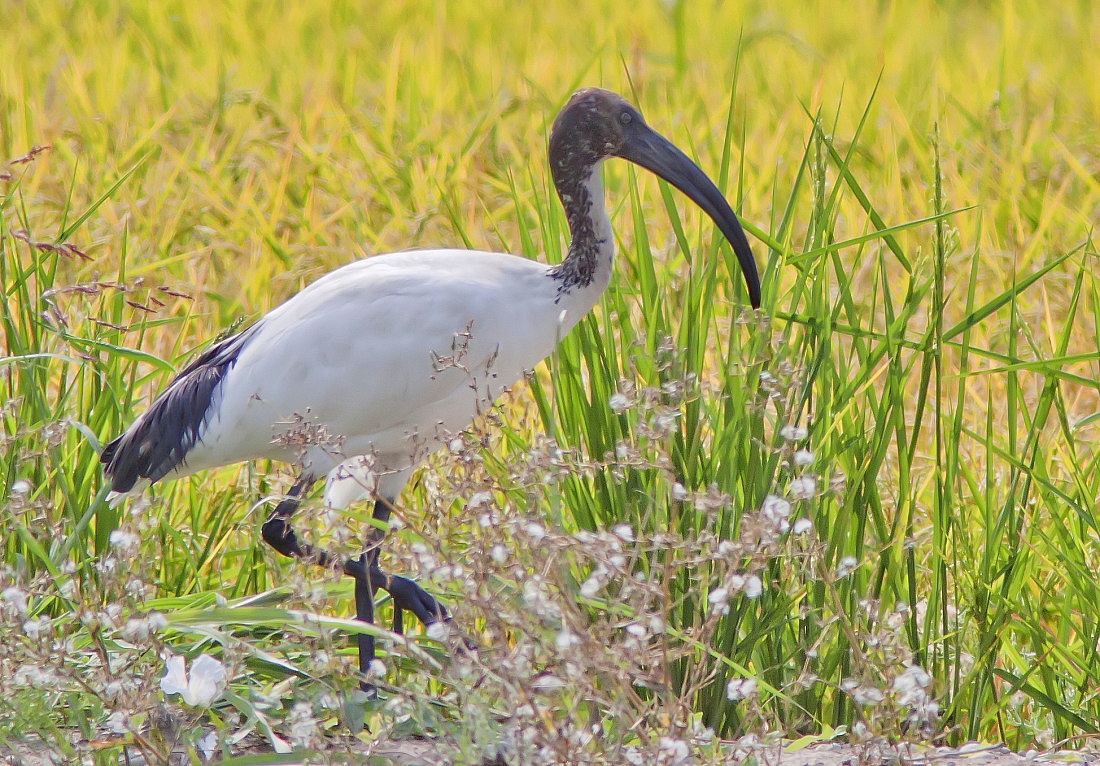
[352,552,376,689]
[261,477,334,565]
[261,479,454,693]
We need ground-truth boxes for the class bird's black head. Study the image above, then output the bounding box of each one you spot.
[549,88,643,180]
[548,87,762,309]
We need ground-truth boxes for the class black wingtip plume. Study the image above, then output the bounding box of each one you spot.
[101,326,259,494]
[99,434,128,489]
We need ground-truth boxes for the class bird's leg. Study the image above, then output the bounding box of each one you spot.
[339,501,392,690]
[341,497,452,692]
[262,478,381,691]
[348,552,376,691]
[369,508,481,658]
[261,481,454,693]
[364,497,451,632]
[261,476,323,561]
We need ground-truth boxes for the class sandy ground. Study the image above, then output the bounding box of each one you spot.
[360,739,1100,766]
[4,737,1100,766]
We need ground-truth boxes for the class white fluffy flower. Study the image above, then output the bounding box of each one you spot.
[708,586,730,616]
[893,664,932,705]
[160,653,226,707]
[788,476,818,500]
[287,701,319,747]
[743,575,764,599]
[580,576,602,599]
[467,491,493,509]
[109,529,140,554]
[198,731,218,759]
[2,587,28,616]
[761,494,791,530]
[779,424,808,441]
[556,629,581,651]
[846,682,884,706]
[612,524,635,542]
[658,736,690,765]
[793,518,814,535]
[726,677,758,701]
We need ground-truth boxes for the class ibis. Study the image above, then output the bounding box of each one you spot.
[101,87,762,692]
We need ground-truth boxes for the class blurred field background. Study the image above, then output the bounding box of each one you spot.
[3,0,1100,761]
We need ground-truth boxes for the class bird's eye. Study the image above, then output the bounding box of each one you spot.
[619,110,633,126]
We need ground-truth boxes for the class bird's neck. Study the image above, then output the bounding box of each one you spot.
[549,162,615,300]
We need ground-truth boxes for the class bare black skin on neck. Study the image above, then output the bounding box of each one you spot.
[547,89,638,296]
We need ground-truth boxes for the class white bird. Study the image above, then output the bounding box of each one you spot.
[101,87,762,691]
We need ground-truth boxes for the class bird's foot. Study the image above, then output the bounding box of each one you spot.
[379,569,449,627]
[383,573,477,654]
[343,561,477,655]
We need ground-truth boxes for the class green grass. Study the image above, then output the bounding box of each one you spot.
[3,0,1100,761]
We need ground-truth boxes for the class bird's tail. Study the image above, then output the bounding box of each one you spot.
[100,364,225,493]
[101,325,260,494]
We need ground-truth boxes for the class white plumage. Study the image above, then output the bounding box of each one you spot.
[186,242,606,503]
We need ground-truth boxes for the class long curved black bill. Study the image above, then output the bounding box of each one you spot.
[617,125,761,309]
